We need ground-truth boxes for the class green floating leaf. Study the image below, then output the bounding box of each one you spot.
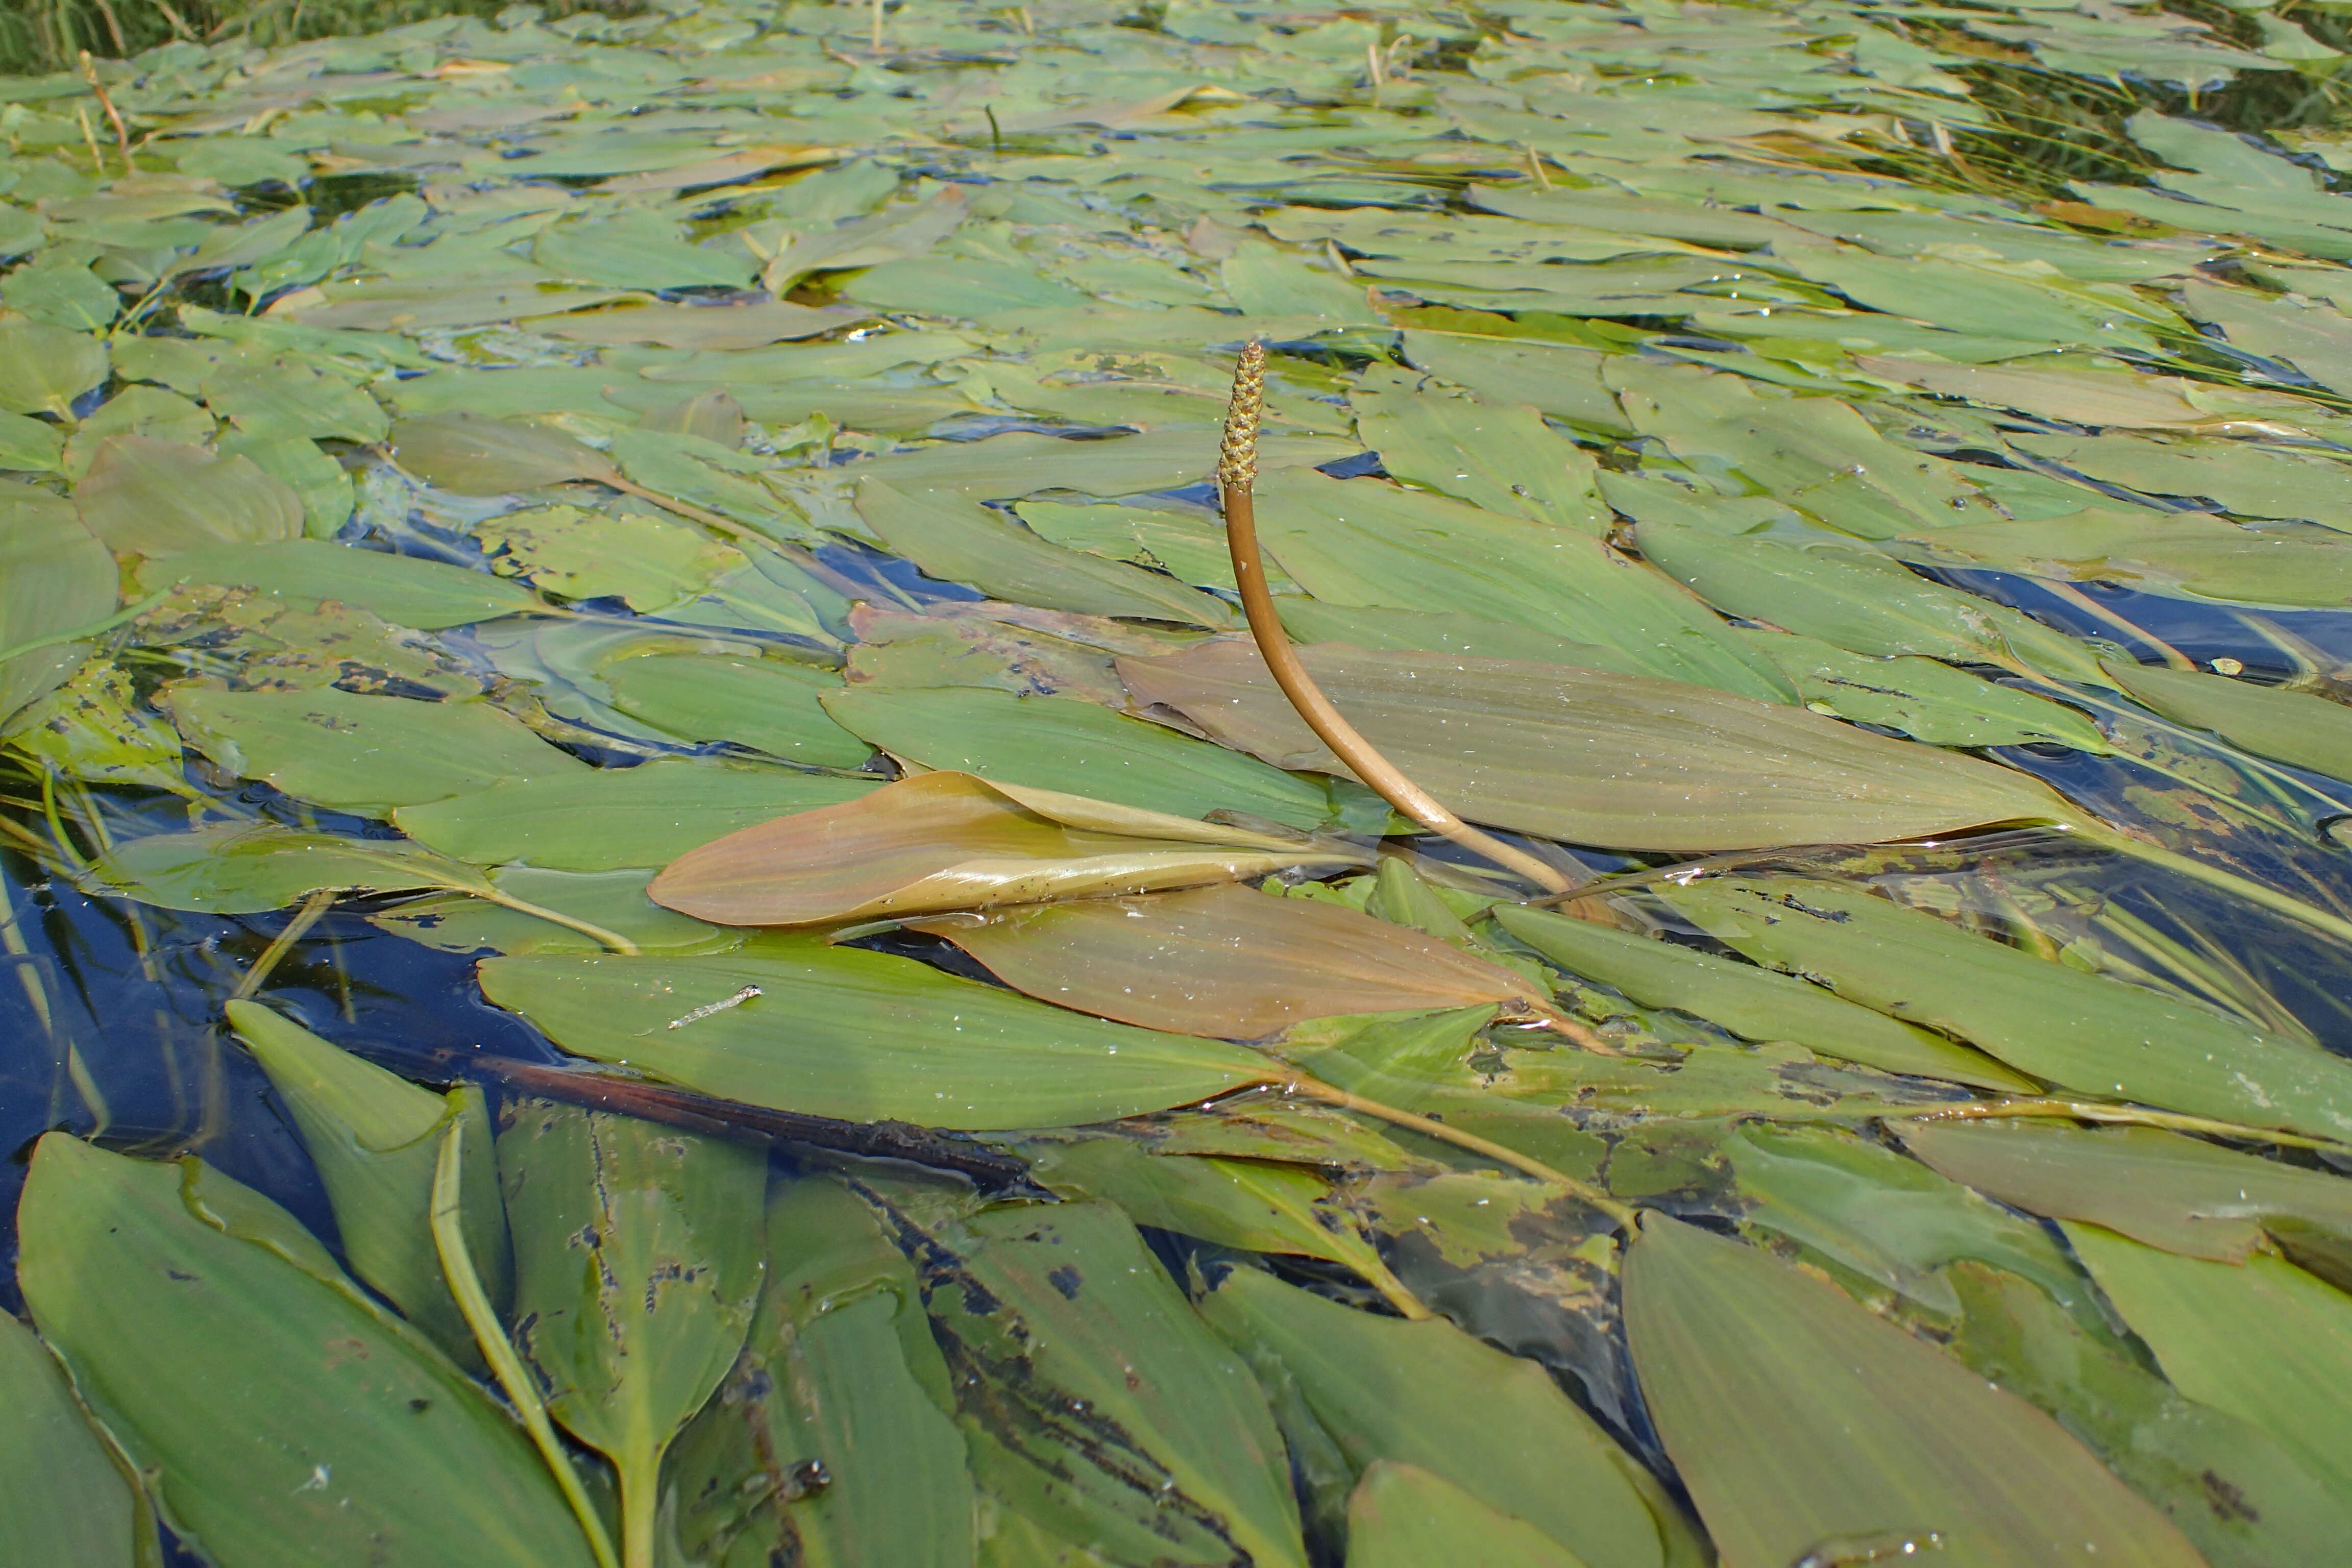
[1895,510,2352,611]
[533,208,758,292]
[923,1201,1308,1568]
[394,761,879,872]
[1,259,118,329]
[226,999,510,1366]
[1667,877,2352,1141]
[824,683,1362,834]
[1742,630,2111,752]
[0,318,108,416]
[1198,1265,1684,1568]
[1903,1120,2352,1280]
[165,685,584,816]
[1725,1124,2087,1316]
[501,1101,767,1568]
[673,1176,975,1568]
[1349,368,1608,534]
[1491,903,2033,1090]
[476,502,744,614]
[74,435,306,557]
[914,882,1555,1039]
[1947,1260,2352,1568]
[857,478,1232,628]
[0,484,114,730]
[1623,1213,2204,1568]
[374,866,732,957]
[2103,659,2352,784]
[0,406,64,472]
[603,652,872,767]
[1637,521,2109,683]
[16,1135,598,1568]
[95,822,495,914]
[2066,1221,2352,1499]
[1345,1462,1595,1568]
[390,413,619,495]
[1398,330,1631,436]
[201,361,391,445]
[1121,641,2072,852]
[1253,467,1793,704]
[0,1311,144,1568]
[478,939,1280,1129]
[138,539,548,629]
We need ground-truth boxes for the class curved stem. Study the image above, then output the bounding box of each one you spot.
[1282,1074,1637,1228]
[230,888,335,1001]
[1217,344,1576,896]
[431,1121,621,1568]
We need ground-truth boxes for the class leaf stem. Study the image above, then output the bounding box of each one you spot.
[229,888,335,1001]
[1217,343,1577,897]
[1283,1074,1638,1228]
[1884,1096,2352,1155]
[471,886,643,955]
[2073,820,2352,951]
[431,1120,621,1568]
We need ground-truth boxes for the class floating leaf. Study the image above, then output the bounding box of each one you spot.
[0,318,108,416]
[1490,903,2033,1090]
[1198,1265,1683,1568]
[501,1101,767,1568]
[94,822,497,914]
[1120,640,2073,851]
[226,999,509,1364]
[478,939,1280,1128]
[1623,1213,2204,1568]
[1903,1120,2352,1279]
[165,685,584,815]
[15,1136,598,1568]
[603,652,872,766]
[2103,659,2352,783]
[2065,1221,2352,1498]
[396,761,880,872]
[916,882,1556,1038]
[0,484,113,729]
[74,436,305,557]
[0,1311,143,1568]
[824,683,1365,834]
[390,412,619,495]
[532,300,868,351]
[1896,511,2352,610]
[921,1200,1309,1568]
[137,539,548,629]
[1742,630,2111,751]
[1344,1463,1595,1568]
[651,770,1359,926]
[1666,877,2352,1142]
[856,478,1232,628]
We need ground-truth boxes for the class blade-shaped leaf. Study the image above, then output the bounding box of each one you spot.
[1345,1462,1596,1568]
[74,435,305,556]
[1119,640,2074,851]
[1667,877,2352,1141]
[2103,658,2352,783]
[94,821,495,913]
[1490,903,2033,1090]
[913,883,1557,1038]
[0,1312,144,1568]
[391,412,620,495]
[603,652,871,766]
[501,1101,767,1568]
[1198,1265,1684,1568]
[16,1135,598,1568]
[1623,1213,2204,1568]
[650,771,1360,926]
[227,999,511,1364]
[477,939,1280,1128]
[0,484,113,729]
[139,539,549,629]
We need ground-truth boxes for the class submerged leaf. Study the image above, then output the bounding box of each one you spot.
[1623,1213,2204,1568]
[2103,659,2352,783]
[1120,640,2073,851]
[913,883,1556,1039]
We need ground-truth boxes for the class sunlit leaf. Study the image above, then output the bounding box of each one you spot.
[603,652,872,766]
[16,1136,598,1568]
[478,938,1281,1128]
[225,999,509,1364]
[74,435,305,556]
[914,882,1558,1038]
[1665,877,2352,1141]
[390,412,619,495]
[136,538,548,629]
[93,821,496,914]
[1121,640,2073,851]
[650,770,1358,926]
[1199,1265,1684,1568]
[0,484,113,730]
[0,1311,144,1568]
[1623,1213,2204,1568]
[2103,659,2352,784]
[501,1101,766,1566]
[0,318,108,416]
[1345,1462,1596,1568]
